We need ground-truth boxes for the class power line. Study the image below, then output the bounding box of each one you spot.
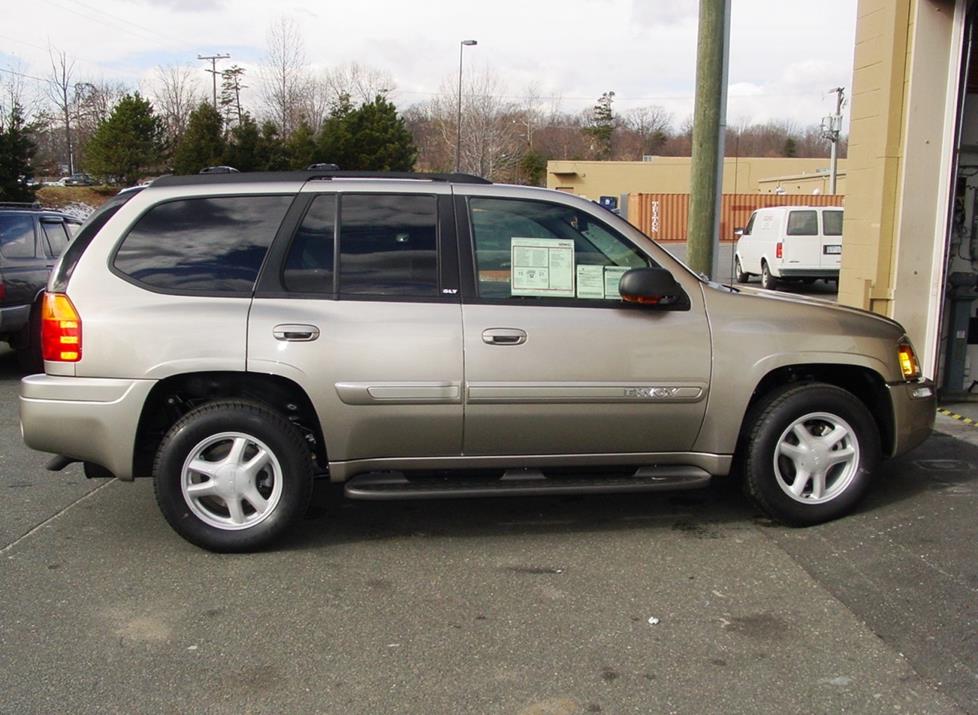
[0,66,53,84]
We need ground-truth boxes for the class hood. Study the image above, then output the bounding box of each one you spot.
[720,283,906,333]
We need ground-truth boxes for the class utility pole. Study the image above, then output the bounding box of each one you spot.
[686,0,730,279]
[198,53,231,110]
[822,87,845,194]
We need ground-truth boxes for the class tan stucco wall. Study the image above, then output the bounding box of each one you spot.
[756,172,848,195]
[839,0,962,375]
[547,158,847,198]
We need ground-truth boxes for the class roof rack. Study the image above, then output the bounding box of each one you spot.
[0,201,42,209]
[151,170,491,188]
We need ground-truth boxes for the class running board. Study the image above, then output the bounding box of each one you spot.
[344,466,711,501]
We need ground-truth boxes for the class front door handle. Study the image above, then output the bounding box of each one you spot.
[273,324,320,342]
[482,328,527,346]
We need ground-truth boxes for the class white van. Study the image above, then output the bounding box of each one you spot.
[734,206,844,290]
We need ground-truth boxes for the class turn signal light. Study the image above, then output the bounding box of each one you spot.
[41,293,82,362]
[897,339,921,381]
[776,242,783,259]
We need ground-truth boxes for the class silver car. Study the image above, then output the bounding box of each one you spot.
[19,171,935,551]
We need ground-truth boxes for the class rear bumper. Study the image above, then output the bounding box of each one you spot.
[887,379,936,457]
[777,268,839,279]
[19,374,156,480]
[0,304,29,336]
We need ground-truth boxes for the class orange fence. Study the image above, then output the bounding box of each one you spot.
[627,193,845,242]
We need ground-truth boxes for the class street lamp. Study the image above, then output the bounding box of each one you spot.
[456,39,478,173]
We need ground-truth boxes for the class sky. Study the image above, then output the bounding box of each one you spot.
[0,0,857,129]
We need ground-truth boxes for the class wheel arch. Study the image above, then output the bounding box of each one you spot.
[132,371,327,478]
[736,363,894,460]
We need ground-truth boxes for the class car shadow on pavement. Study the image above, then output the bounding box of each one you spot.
[276,432,964,553]
[280,477,762,553]
[0,347,25,380]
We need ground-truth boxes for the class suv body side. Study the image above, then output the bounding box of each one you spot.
[21,178,931,486]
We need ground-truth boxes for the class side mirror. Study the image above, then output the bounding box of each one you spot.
[619,267,686,307]
[734,227,745,237]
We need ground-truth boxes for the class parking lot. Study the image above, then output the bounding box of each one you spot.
[1,343,976,714]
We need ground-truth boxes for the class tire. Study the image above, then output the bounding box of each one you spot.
[153,400,314,552]
[734,256,749,283]
[760,261,777,291]
[743,383,880,526]
[15,305,42,373]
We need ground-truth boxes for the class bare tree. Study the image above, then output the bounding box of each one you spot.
[621,105,673,158]
[324,62,394,104]
[151,64,203,143]
[260,16,308,137]
[47,47,76,174]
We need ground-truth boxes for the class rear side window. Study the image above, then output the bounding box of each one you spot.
[0,214,37,259]
[338,194,438,297]
[283,195,336,294]
[41,221,70,257]
[52,189,140,292]
[114,195,293,294]
[823,210,843,236]
[786,210,818,236]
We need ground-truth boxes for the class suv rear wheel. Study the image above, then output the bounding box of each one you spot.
[744,383,880,525]
[153,401,313,552]
[760,261,777,290]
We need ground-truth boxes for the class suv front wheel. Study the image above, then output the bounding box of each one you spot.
[744,383,880,525]
[154,401,313,552]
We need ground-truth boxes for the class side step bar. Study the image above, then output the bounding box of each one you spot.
[344,466,711,501]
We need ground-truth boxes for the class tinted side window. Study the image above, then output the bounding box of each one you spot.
[114,195,293,294]
[338,194,438,297]
[0,214,37,259]
[823,210,843,236]
[786,210,818,236]
[42,221,70,257]
[469,198,651,301]
[283,195,336,294]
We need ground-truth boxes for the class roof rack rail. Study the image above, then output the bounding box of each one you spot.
[151,170,492,188]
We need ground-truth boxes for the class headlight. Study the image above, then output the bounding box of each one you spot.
[898,337,921,380]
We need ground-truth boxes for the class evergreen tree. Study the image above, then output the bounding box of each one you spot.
[583,91,616,160]
[317,94,416,171]
[171,102,225,175]
[286,119,318,169]
[221,114,287,171]
[0,105,37,202]
[783,137,798,157]
[84,93,163,185]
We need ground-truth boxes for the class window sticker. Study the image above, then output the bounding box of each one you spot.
[576,265,605,299]
[603,266,629,299]
[511,237,575,297]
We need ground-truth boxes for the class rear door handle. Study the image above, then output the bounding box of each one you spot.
[482,328,527,346]
[273,324,320,342]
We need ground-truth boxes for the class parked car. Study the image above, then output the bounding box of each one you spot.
[19,171,934,552]
[0,203,82,370]
[61,173,96,187]
[734,206,844,289]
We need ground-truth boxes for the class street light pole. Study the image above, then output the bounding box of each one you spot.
[456,39,477,173]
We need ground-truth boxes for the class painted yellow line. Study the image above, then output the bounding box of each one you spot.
[938,408,978,427]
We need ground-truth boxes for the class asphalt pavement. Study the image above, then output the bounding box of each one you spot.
[1,343,975,715]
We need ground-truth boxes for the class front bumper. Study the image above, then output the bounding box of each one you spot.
[887,379,936,457]
[19,374,156,480]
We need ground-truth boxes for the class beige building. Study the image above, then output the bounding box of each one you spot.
[839,0,974,385]
[547,157,848,198]
[757,171,848,195]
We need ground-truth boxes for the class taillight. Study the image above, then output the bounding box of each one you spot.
[0,279,5,301]
[41,292,82,362]
[776,242,783,259]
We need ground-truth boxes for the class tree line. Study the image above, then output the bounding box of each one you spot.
[0,17,845,202]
